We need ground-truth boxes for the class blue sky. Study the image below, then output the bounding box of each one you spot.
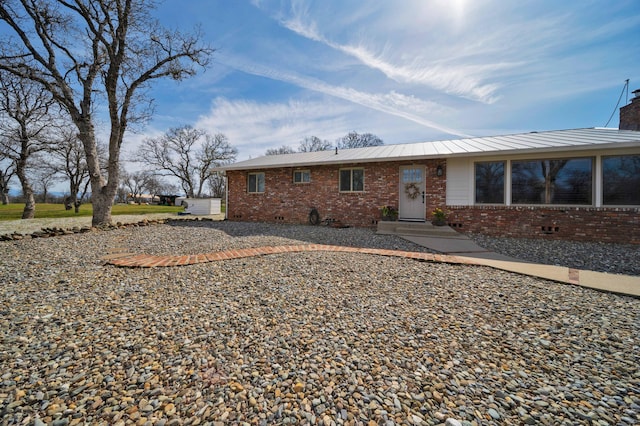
[3,1,639,195]
[2,0,635,169]
[125,0,640,163]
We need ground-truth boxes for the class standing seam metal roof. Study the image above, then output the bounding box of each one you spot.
[217,128,640,171]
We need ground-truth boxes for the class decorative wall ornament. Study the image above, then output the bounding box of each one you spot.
[404,182,420,200]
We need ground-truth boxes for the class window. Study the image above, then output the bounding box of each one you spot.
[475,161,505,204]
[602,154,640,205]
[293,170,310,184]
[339,168,364,192]
[511,158,593,205]
[402,167,423,184]
[247,172,265,193]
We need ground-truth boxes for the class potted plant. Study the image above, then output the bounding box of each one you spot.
[431,208,447,226]
[380,205,398,221]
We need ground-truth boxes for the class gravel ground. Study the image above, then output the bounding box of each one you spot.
[467,233,640,276]
[0,221,639,426]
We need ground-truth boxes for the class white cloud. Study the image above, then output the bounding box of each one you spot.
[219,54,469,137]
[275,1,504,103]
[192,92,464,161]
[194,97,351,160]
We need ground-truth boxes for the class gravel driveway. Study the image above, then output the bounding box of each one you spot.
[1,221,638,425]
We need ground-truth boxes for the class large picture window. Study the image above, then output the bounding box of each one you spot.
[475,161,505,204]
[247,172,265,193]
[339,168,364,192]
[602,155,640,205]
[511,158,593,205]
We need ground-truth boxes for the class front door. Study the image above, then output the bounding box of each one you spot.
[399,165,426,221]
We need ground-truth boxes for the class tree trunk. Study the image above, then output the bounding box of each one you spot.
[19,179,35,219]
[0,175,8,204]
[91,191,113,226]
[76,119,116,226]
[16,156,35,219]
[69,183,80,213]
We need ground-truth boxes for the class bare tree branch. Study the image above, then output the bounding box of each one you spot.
[0,70,59,218]
[0,0,213,225]
[336,131,384,149]
[138,125,237,198]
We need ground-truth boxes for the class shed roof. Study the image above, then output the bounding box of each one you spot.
[217,127,640,171]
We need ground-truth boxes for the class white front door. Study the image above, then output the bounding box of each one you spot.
[399,165,425,221]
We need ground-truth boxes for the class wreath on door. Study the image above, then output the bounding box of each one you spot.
[404,182,420,199]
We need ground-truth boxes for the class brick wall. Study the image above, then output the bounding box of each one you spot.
[620,93,640,131]
[227,161,640,244]
[226,160,446,227]
[447,205,640,244]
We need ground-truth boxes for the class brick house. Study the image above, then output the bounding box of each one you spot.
[217,94,640,244]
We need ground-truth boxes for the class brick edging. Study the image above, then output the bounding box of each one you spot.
[104,244,467,268]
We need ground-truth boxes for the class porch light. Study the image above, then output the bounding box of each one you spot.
[436,165,443,177]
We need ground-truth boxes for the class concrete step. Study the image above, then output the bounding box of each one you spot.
[377,220,463,238]
[394,226,466,238]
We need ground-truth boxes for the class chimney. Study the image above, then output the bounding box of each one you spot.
[619,88,640,131]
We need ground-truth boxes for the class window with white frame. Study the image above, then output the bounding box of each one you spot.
[511,158,593,205]
[339,168,364,192]
[475,161,505,204]
[247,172,265,193]
[293,170,310,184]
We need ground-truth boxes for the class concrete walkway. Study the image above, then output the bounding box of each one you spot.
[401,234,521,261]
[397,233,640,298]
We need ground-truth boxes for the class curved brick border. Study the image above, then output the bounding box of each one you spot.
[104,244,640,297]
[105,244,461,268]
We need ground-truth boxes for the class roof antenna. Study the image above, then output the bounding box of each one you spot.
[604,79,629,127]
[335,147,338,155]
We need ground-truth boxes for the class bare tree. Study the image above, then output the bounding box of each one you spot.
[0,72,58,218]
[298,136,332,152]
[47,128,104,213]
[207,171,226,198]
[32,159,61,203]
[138,125,237,198]
[0,158,15,205]
[0,0,212,226]
[121,169,154,203]
[265,145,296,155]
[115,172,129,204]
[144,174,174,201]
[336,131,384,149]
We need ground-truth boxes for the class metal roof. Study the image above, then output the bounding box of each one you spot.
[217,128,640,171]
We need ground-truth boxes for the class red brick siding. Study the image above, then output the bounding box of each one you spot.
[426,160,447,210]
[227,160,446,227]
[227,160,639,244]
[447,206,640,244]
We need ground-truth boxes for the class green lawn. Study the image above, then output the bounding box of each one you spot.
[0,203,184,221]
